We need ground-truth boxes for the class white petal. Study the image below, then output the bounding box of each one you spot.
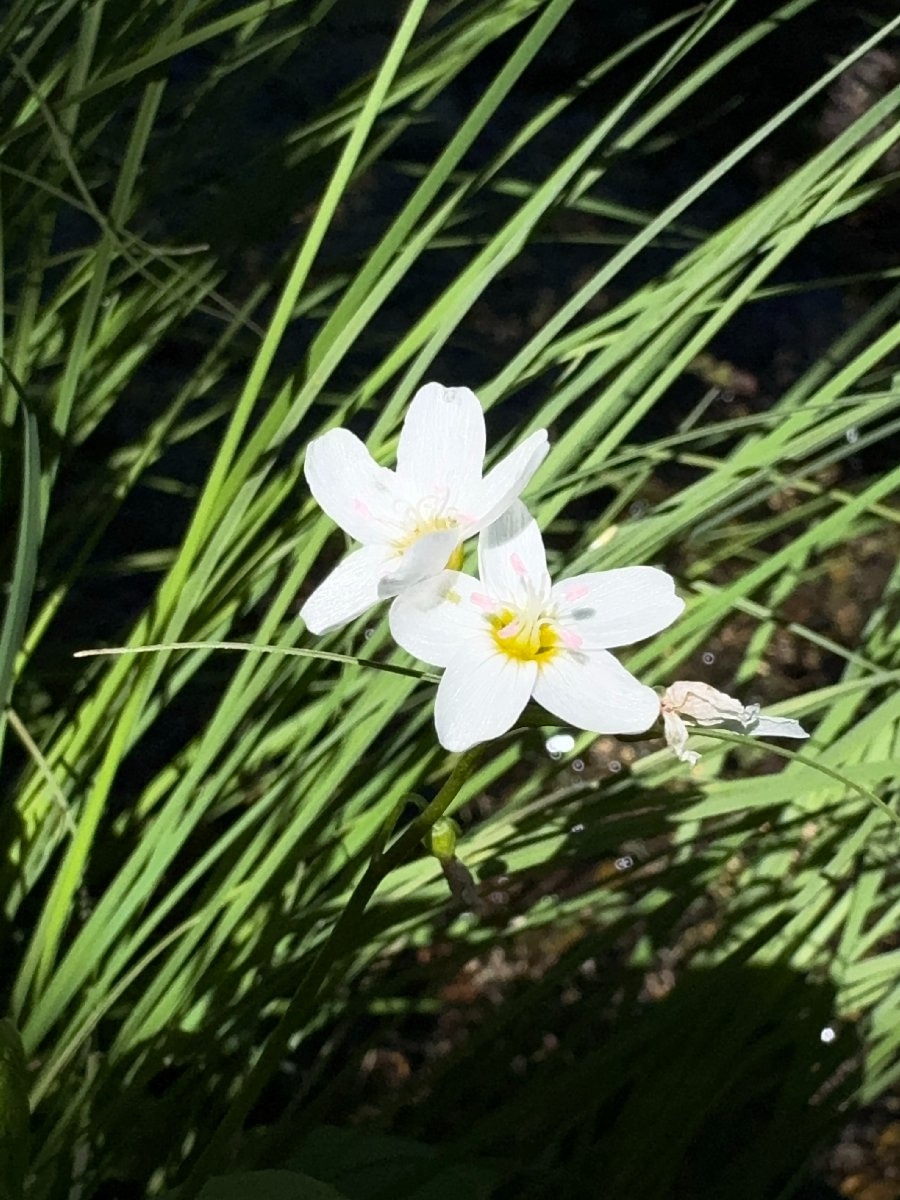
[661,680,749,725]
[376,527,462,598]
[662,682,808,742]
[466,430,549,532]
[305,429,403,545]
[746,714,809,740]
[478,501,550,603]
[533,649,659,735]
[300,545,394,634]
[434,645,536,752]
[662,709,699,765]
[389,572,491,668]
[552,566,683,649]
[396,382,485,501]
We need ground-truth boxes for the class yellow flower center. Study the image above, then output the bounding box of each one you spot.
[393,514,458,553]
[391,511,467,572]
[489,608,560,663]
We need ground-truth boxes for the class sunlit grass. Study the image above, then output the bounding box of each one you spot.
[2,0,900,1196]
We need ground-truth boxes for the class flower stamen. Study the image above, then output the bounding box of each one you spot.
[488,607,560,663]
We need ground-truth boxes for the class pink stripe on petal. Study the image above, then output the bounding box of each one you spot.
[510,553,527,577]
[471,592,496,611]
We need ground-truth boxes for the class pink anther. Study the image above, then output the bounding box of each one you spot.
[497,619,521,640]
[471,592,495,611]
[561,628,583,650]
[510,553,527,577]
[353,498,371,518]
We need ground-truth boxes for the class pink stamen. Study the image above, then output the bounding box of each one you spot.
[561,628,583,650]
[563,583,588,602]
[471,592,495,611]
[510,552,527,577]
[498,619,521,640]
[353,498,371,518]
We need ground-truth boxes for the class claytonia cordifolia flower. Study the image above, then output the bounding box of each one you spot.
[660,680,809,766]
[390,501,684,753]
[300,382,548,634]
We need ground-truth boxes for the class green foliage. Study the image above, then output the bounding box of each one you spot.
[1,0,899,1197]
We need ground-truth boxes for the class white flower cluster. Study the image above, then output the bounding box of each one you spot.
[302,383,808,760]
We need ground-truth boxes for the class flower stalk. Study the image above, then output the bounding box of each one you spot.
[182,744,486,1187]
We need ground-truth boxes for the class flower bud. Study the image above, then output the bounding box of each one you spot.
[660,680,809,765]
[423,816,460,863]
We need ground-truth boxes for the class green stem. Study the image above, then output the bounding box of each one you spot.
[180,744,486,1191]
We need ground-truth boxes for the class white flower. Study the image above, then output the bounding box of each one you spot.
[660,680,809,766]
[301,382,549,634]
[390,501,684,752]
